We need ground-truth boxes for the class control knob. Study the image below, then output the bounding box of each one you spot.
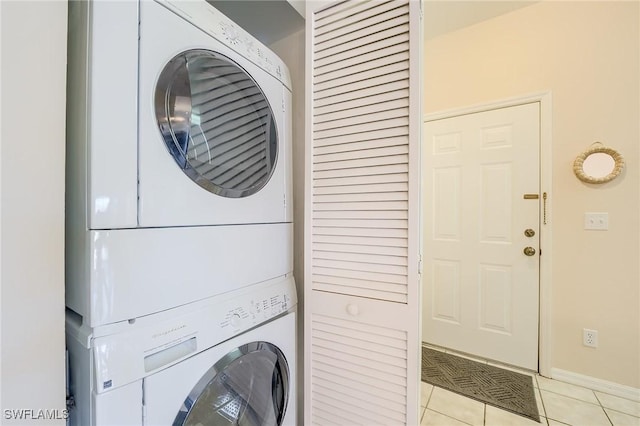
[229,313,242,328]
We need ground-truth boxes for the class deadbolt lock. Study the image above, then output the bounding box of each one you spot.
[524,229,535,237]
[523,247,536,256]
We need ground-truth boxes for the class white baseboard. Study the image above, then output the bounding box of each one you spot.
[550,368,640,402]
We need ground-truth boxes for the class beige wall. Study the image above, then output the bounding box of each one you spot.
[1,1,68,423]
[423,1,639,388]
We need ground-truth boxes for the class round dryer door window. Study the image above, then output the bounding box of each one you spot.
[155,50,278,198]
[174,342,289,426]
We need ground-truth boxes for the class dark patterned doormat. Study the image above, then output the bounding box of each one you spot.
[422,347,540,423]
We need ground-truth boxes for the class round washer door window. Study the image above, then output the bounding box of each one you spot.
[174,342,289,426]
[155,49,278,198]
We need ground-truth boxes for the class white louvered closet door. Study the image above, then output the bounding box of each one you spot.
[304,1,422,424]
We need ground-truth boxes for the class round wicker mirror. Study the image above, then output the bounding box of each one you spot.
[573,143,624,184]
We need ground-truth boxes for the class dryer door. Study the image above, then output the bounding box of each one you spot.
[174,341,290,426]
[156,49,278,199]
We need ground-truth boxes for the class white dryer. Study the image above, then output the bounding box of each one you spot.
[68,0,292,230]
[66,277,296,426]
[138,0,292,228]
[66,0,293,327]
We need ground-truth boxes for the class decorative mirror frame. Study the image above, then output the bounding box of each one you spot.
[573,142,625,184]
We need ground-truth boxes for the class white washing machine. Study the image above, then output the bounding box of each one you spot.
[66,277,296,426]
[66,0,293,327]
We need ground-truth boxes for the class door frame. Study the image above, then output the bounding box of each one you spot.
[422,92,552,377]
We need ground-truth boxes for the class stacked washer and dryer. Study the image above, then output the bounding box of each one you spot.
[65,1,296,425]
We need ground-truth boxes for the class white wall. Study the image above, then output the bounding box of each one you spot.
[424,1,639,388]
[1,1,68,423]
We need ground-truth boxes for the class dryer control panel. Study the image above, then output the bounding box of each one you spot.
[160,0,291,90]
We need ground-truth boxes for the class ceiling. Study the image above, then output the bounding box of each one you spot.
[207,1,538,47]
[207,0,304,46]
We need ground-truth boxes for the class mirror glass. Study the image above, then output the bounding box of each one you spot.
[582,152,616,179]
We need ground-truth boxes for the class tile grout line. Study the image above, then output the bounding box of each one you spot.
[593,391,640,420]
[421,385,435,423]
[539,387,606,407]
[595,391,623,426]
[535,376,551,424]
[427,406,475,426]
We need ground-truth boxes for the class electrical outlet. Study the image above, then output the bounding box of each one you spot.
[583,329,598,348]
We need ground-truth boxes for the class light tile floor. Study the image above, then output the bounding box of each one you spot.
[420,351,640,426]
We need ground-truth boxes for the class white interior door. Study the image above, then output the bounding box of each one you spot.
[422,103,540,370]
[304,0,422,424]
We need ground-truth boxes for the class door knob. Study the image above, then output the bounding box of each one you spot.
[346,304,359,316]
[523,247,536,256]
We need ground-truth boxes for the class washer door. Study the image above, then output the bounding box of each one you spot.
[174,341,289,426]
[155,49,278,199]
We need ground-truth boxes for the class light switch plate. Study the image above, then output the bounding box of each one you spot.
[584,212,609,230]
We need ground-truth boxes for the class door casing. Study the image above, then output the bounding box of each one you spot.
[422,92,552,377]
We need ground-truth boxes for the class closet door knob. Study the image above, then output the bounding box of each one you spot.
[346,304,359,316]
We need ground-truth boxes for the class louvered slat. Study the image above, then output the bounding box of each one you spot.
[316,47,409,86]
[314,249,407,266]
[314,172,408,187]
[314,145,408,164]
[313,266,406,285]
[311,314,408,424]
[315,108,409,135]
[314,181,408,194]
[314,284,407,303]
[314,0,393,31]
[318,289,405,304]
[315,2,408,47]
[313,126,408,148]
[313,201,408,212]
[315,32,409,69]
[313,234,408,248]
[314,69,409,102]
[313,376,406,408]
[315,85,409,118]
[313,218,407,229]
[312,374,406,405]
[314,60,409,95]
[313,345,406,377]
[315,16,409,61]
[312,383,405,423]
[313,362,406,396]
[313,242,408,256]
[315,42,408,81]
[315,96,409,125]
[315,188,406,202]
[314,169,408,186]
[312,274,406,296]
[313,210,408,221]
